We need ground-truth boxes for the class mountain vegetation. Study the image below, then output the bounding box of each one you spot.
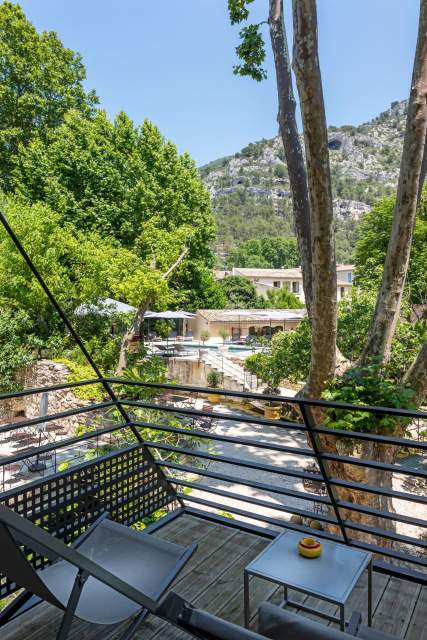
[200,101,406,264]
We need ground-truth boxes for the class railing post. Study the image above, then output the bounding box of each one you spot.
[299,402,349,544]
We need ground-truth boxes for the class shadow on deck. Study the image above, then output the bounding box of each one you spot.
[2,511,426,640]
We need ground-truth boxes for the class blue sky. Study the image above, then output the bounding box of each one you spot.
[18,0,419,166]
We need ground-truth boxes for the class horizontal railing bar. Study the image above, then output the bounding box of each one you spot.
[322,452,427,479]
[349,537,427,568]
[0,378,106,402]
[178,493,343,542]
[171,478,337,525]
[144,441,323,482]
[343,519,427,549]
[0,401,116,435]
[0,421,134,467]
[159,460,330,504]
[123,399,305,432]
[0,443,141,500]
[373,560,427,587]
[133,420,314,457]
[337,500,427,529]
[329,477,427,506]
[314,426,427,451]
[106,378,427,419]
[183,507,427,584]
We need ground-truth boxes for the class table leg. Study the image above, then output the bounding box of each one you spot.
[368,560,373,627]
[283,585,288,605]
[244,570,250,629]
[340,604,345,631]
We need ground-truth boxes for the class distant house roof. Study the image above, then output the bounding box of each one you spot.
[145,311,196,319]
[74,298,136,316]
[214,265,354,281]
[197,309,306,323]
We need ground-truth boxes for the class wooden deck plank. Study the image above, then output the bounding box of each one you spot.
[154,534,267,640]
[403,586,427,640]
[372,577,421,639]
[2,514,426,640]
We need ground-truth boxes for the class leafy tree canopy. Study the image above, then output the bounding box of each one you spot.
[354,193,427,305]
[14,110,215,258]
[226,236,300,269]
[0,2,97,191]
[219,275,265,309]
[265,287,304,309]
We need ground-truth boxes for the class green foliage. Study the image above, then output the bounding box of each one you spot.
[117,348,168,400]
[0,308,40,392]
[207,370,221,388]
[274,163,287,179]
[227,237,300,269]
[200,330,210,344]
[265,288,304,309]
[233,24,267,82]
[228,1,267,82]
[337,289,426,379]
[54,358,104,401]
[0,2,97,191]
[354,194,427,304]
[219,275,265,309]
[0,197,149,342]
[245,319,311,385]
[322,364,416,433]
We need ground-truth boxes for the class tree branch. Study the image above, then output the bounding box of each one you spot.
[361,1,427,364]
[115,246,188,374]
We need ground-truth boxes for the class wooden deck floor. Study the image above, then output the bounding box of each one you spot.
[2,512,426,640]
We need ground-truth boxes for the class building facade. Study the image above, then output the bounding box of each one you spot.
[215,265,354,303]
[190,309,306,341]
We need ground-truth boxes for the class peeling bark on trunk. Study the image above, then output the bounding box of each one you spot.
[361,1,427,364]
[115,247,189,375]
[269,0,313,318]
[403,339,427,405]
[292,0,336,399]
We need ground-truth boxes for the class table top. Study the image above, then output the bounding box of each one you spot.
[245,531,371,604]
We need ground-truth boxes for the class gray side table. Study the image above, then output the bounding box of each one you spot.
[244,531,372,631]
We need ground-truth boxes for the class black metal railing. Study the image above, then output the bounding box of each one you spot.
[1,377,426,599]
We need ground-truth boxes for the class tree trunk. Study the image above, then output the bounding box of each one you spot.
[403,339,427,405]
[417,128,427,202]
[292,0,336,399]
[115,247,189,375]
[268,0,313,318]
[361,1,427,364]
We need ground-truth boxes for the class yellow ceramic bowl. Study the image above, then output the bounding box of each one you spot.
[298,537,323,558]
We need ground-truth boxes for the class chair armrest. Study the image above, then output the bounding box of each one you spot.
[347,611,362,636]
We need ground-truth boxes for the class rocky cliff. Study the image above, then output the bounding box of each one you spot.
[200,100,406,262]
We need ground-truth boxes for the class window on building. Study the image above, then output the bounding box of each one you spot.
[348,272,353,283]
[292,282,300,294]
[340,287,345,298]
[273,281,281,288]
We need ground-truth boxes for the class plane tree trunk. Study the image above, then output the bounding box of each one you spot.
[292,0,337,399]
[268,0,313,318]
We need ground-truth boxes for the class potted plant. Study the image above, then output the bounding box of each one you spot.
[207,370,221,404]
[218,328,229,345]
[199,330,210,359]
[263,384,282,420]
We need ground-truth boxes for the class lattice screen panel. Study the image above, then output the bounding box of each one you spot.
[0,444,175,598]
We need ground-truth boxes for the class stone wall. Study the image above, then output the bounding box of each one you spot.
[0,360,94,434]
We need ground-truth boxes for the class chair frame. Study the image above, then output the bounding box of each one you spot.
[0,505,196,640]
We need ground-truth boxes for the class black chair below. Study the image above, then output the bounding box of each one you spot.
[0,504,197,640]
